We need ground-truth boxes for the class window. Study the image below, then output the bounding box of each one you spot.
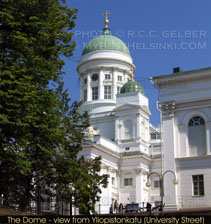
[92,87,98,100]
[104,85,111,99]
[117,87,121,94]
[84,89,87,102]
[151,133,156,140]
[188,116,206,156]
[192,175,204,196]
[84,78,87,84]
[154,180,160,188]
[124,120,133,139]
[189,116,205,126]
[91,73,98,81]
[124,178,133,186]
[118,76,122,81]
[105,74,111,80]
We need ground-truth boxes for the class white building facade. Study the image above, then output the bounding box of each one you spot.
[151,67,211,210]
[77,18,211,213]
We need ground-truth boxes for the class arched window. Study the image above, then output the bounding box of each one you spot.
[124,120,133,140]
[188,116,206,156]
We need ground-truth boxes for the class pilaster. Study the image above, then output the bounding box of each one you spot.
[137,114,141,139]
[112,67,117,100]
[79,75,83,101]
[99,68,104,100]
[160,101,178,210]
[87,72,91,101]
[206,122,211,155]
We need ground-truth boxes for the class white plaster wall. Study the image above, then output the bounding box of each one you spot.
[160,78,211,103]
[177,163,211,209]
[116,92,149,107]
[79,100,116,114]
[92,117,115,140]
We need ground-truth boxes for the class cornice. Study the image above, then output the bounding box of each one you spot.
[77,57,133,74]
[80,65,132,76]
[152,73,211,89]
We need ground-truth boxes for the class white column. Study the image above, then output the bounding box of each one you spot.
[123,70,127,83]
[79,74,83,101]
[145,119,150,143]
[137,114,141,140]
[115,119,119,142]
[108,168,113,206]
[132,117,136,140]
[87,72,91,101]
[135,169,142,204]
[112,68,117,100]
[206,122,211,155]
[99,69,104,100]
[162,115,178,210]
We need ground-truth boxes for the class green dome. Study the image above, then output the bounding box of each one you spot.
[82,28,130,56]
[120,80,144,94]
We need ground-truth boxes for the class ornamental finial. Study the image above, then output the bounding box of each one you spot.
[102,10,110,28]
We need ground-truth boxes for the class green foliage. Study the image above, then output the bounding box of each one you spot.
[0,0,108,214]
[73,157,109,215]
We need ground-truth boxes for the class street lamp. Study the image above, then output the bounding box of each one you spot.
[146,170,178,211]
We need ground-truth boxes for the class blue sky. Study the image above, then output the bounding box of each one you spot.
[63,0,211,126]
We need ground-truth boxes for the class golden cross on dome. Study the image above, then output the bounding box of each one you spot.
[102,10,110,28]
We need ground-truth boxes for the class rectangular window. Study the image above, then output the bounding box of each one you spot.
[118,76,122,81]
[117,87,121,94]
[104,85,112,99]
[151,133,157,140]
[124,178,133,186]
[154,180,160,188]
[84,89,87,102]
[84,78,87,84]
[192,175,204,196]
[105,74,111,80]
[92,87,98,100]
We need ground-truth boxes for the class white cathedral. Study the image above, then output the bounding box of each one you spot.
[77,13,211,213]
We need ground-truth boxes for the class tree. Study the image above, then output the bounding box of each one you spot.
[0,0,108,213]
[73,157,108,215]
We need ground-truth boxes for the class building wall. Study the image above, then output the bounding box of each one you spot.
[176,157,211,208]
[157,68,211,210]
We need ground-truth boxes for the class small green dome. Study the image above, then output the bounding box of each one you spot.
[82,28,130,56]
[120,80,144,94]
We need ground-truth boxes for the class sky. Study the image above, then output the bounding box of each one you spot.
[62,0,211,126]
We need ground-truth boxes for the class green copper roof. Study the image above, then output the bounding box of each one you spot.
[82,28,130,56]
[120,80,144,94]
